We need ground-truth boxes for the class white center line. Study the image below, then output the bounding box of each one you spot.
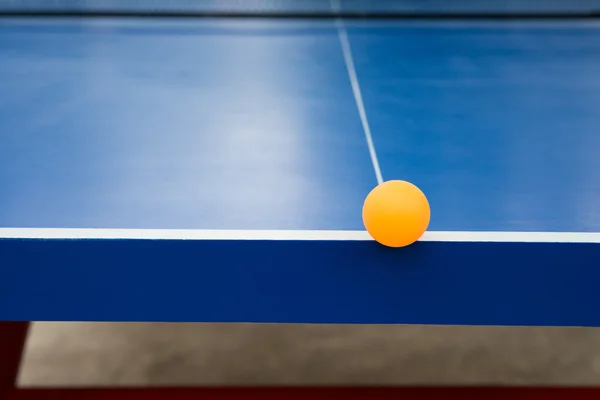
[331,0,384,185]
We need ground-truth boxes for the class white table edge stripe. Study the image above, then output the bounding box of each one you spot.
[1,228,600,243]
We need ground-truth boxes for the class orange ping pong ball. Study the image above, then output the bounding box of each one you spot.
[362,180,430,248]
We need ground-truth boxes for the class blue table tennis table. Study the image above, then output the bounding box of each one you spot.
[3,3,600,399]
[2,16,600,328]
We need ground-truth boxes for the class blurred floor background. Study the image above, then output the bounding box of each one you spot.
[17,323,600,386]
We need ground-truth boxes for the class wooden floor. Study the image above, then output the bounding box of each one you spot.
[17,323,600,386]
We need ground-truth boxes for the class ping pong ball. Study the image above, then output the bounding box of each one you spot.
[362,180,430,248]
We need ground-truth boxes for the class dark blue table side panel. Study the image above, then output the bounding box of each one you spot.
[1,238,599,326]
[349,23,600,233]
[0,19,375,231]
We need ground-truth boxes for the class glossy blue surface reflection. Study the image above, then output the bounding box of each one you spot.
[0,19,375,230]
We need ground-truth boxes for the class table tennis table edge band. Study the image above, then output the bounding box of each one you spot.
[1,228,599,243]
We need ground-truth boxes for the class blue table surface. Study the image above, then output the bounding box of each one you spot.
[2,18,600,232]
[2,18,600,325]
